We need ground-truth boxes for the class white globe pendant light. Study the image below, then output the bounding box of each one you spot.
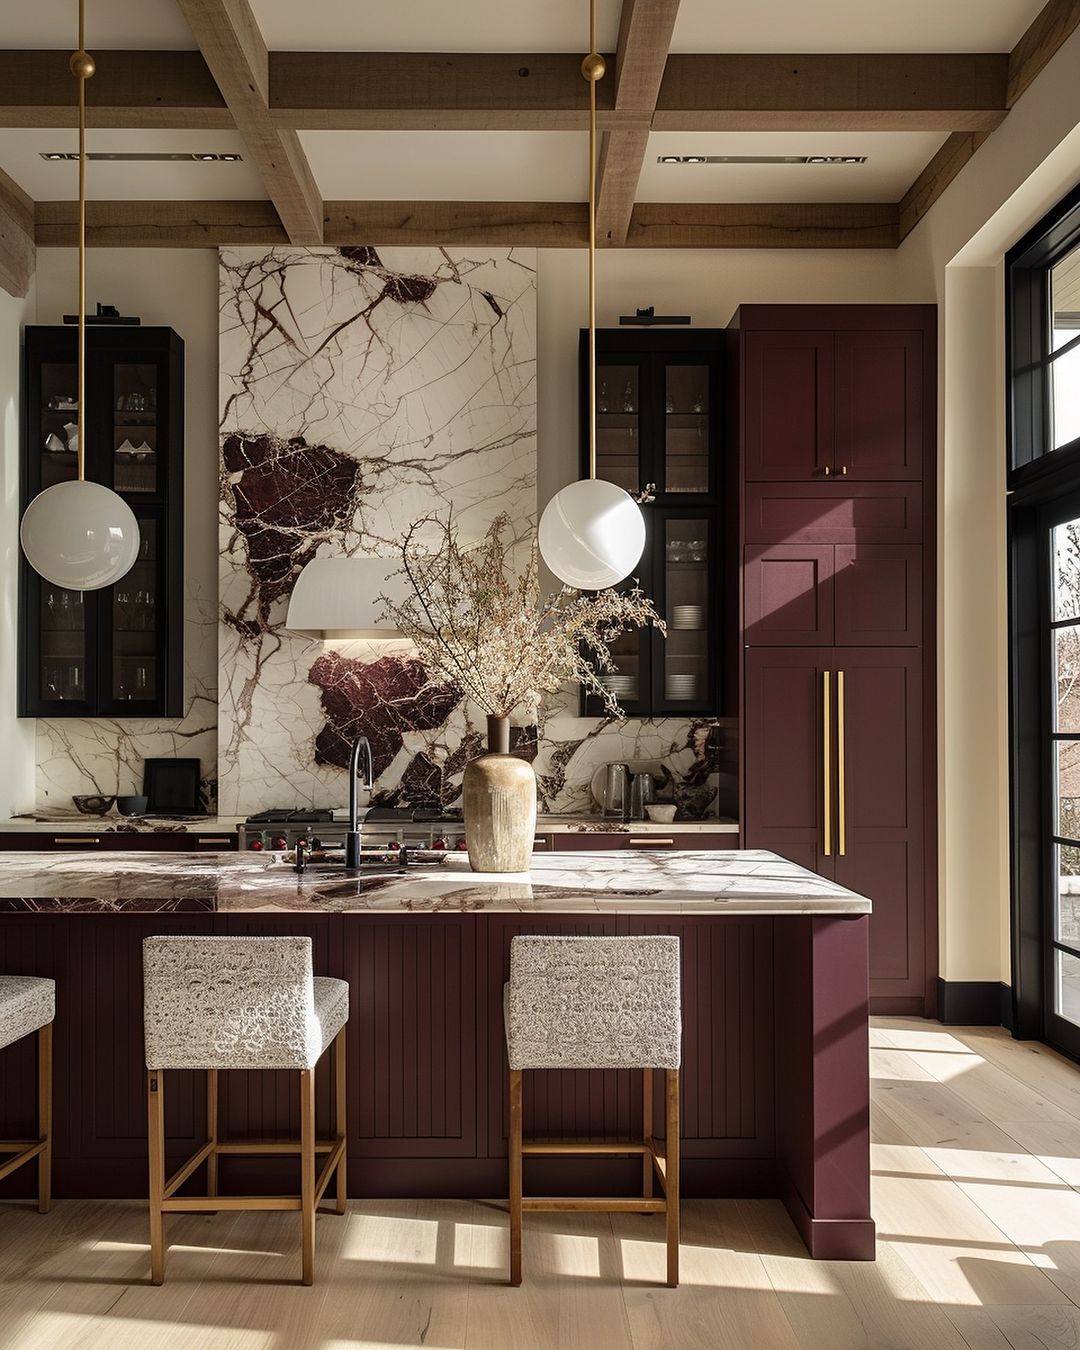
[538,0,645,591]
[19,6,139,592]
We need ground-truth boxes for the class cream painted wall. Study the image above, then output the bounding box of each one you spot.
[0,283,36,816]
[896,26,1080,984]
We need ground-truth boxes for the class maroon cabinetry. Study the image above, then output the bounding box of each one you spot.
[736,304,936,1014]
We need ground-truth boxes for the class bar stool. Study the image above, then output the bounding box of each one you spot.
[0,977,54,1213]
[142,936,348,1286]
[504,935,682,1288]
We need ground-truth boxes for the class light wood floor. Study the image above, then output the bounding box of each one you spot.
[8,1019,1080,1348]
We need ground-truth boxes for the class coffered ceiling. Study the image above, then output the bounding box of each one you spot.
[0,0,1075,299]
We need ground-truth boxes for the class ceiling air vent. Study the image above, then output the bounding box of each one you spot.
[40,151,243,162]
[656,155,867,166]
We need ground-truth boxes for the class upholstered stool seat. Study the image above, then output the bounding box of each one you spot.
[0,976,55,1212]
[504,935,682,1287]
[142,936,349,1286]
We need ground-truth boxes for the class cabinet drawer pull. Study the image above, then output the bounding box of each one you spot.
[629,837,674,847]
[532,837,548,847]
[196,837,233,845]
[53,836,99,845]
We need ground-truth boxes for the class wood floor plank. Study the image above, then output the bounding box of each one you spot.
[995,1118,1080,1187]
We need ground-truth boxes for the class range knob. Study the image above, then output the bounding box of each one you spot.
[272,835,288,850]
[432,836,448,850]
[388,840,401,851]
[455,837,469,851]
[249,839,264,851]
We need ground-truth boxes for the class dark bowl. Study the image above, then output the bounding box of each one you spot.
[72,794,116,816]
[116,795,149,817]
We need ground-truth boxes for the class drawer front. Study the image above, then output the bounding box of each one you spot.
[548,831,739,851]
[744,482,922,544]
[0,832,238,852]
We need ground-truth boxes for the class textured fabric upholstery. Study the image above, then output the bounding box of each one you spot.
[504,935,681,1071]
[0,976,55,1052]
[143,936,349,1070]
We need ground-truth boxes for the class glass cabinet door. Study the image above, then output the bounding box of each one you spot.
[112,361,161,495]
[595,362,642,494]
[38,580,89,707]
[38,360,80,491]
[108,516,160,706]
[659,515,713,711]
[663,362,711,495]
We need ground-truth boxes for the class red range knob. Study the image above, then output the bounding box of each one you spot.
[432,837,448,850]
[249,839,264,850]
[273,836,288,850]
[388,840,402,851]
[455,837,469,851]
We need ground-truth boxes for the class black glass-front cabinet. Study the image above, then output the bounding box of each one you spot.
[580,329,724,717]
[19,326,184,717]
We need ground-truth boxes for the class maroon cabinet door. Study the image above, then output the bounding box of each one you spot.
[833,650,925,1002]
[834,544,922,646]
[834,330,924,480]
[744,545,834,645]
[743,648,830,873]
[744,482,923,545]
[744,331,833,481]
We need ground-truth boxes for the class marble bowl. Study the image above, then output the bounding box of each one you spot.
[72,794,116,816]
[645,803,677,824]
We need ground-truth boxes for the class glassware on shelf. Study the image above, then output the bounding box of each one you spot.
[622,380,635,413]
[65,664,83,699]
[691,396,704,414]
[598,380,609,413]
[666,392,675,414]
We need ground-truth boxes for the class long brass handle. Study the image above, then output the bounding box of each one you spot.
[53,836,99,845]
[837,670,847,856]
[822,671,832,857]
[196,837,233,846]
[630,837,674,847]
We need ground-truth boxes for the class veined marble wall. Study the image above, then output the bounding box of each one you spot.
[218,245,724,820]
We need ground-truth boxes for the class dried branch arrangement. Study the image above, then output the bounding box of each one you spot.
[380,512,664,720]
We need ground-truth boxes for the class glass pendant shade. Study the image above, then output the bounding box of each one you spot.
[20,479,140,590]
[538,477,646,590]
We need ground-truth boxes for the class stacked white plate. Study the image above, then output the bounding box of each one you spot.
[599,674,637,697]
[671,604,703,630]
[666,673,698,700]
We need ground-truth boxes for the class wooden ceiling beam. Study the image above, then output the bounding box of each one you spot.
[0,167,34,298]
[595,0,682,247]
[1007,0,1080,106]
[0,48,1012,133]
[33,198,896,250]
[174,0,322,244]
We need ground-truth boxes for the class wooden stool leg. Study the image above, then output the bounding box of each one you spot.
[642,1067,653,1204]
[147,1070,166,1285]
[334,1027,347,1216]
[206,1069,219,1199]
[665,1069,680,1289]
[300,1068,316,1285]
[37,1023,52,1214]
[508,1068,523,1286]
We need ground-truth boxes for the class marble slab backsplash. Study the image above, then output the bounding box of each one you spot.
[28,245,729,820]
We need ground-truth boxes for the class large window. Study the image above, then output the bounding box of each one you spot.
[1008,181,1080,472]
[1009,182,1080,1051]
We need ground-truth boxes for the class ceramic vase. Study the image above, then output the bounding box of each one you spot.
[462,716,537,873]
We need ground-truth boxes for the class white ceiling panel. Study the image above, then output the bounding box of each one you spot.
[301,129,588,201]
[638,131,948,203]
[0,129,266,200]
[4,0,196,49]
[671,0,1045,54]
[253,0,622,52]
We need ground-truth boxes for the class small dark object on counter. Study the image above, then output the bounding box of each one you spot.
[116,795,149,817]
[72,794,116,816]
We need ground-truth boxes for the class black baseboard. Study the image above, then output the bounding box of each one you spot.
[936,979,1014,1028]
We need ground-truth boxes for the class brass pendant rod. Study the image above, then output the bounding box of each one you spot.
[71,0,94,484]
[583,0,604,481]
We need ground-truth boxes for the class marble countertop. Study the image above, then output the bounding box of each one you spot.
[0,814,736,835]
[0,849,869,915]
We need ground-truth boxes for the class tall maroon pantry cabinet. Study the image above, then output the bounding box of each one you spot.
[734,305,937,1015]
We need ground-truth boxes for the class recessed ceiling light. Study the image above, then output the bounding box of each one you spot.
[656,154,868,166]
[39,151,244,162]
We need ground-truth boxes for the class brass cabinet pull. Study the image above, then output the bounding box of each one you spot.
[53,836,99,845]
[196,837,233,846]
[822,465,832,477]
[532,837,548,847]
[630,837,674,847]
[840,464,849,476]
[837,670,847,856]
[822,670,832,857]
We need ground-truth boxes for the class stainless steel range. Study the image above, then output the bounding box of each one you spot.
[239,807,468,854]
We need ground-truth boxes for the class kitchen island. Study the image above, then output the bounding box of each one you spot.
[0,849,874,1259]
